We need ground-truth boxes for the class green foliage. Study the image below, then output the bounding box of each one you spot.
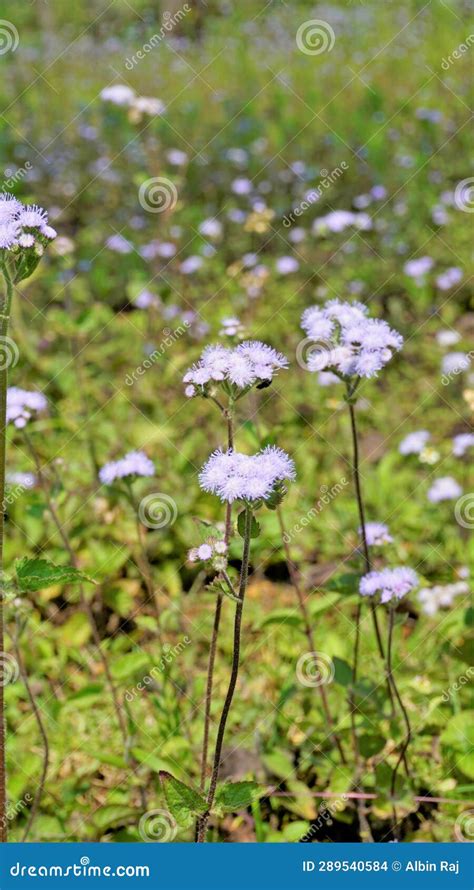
[15,558,95,592]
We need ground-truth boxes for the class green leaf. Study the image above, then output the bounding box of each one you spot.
[332,656,353,687]
[237,510,260,539]
[259,608,302,629]
[308,592,341,615]
[159,772,207,828]
[263,749,294,780]
[214,781,263,814]
[325,573,360,595]
[15,557,95,593]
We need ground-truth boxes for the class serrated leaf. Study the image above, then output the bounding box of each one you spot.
[15,557,95,593]
[159,772,207,828]
[237,510,260,539]
[214,781,263,814]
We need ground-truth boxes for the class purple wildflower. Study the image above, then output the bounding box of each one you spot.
[452,433,474,457]
[360,567,419,604]
[6,387,47,428]
[99,451,154,484]
[199,446,295,504]
[359,522,393,546]
[427,476,462,502]
[399,430,430,455]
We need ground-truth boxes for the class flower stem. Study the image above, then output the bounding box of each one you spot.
[276,506,347,764]
[197,503,252,843]
[0,261,14,842]
[387,605,412,833]
[346,390,394,710]
[196,406,233,838]
[9,620,49,841]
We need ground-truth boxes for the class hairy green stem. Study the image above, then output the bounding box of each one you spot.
[196,406,234,838]
[197,503,252,843]
[387,606,412,835]
[0,260,13,842]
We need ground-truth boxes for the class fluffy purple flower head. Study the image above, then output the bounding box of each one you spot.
[183,340,288,397]
[359,522,393,546]
[99,450,154,485]
[452,433,474,457]
[427,476,462,503]
[360,567,419,604]
[199,446,296,504]
[300,299,403,380]
[0,194,56,252]
[6,387,47,428]
[399,430,430,455]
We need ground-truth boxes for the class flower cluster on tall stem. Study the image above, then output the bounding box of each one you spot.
[0,193,56,841]
[195,447,295,842]
[183,339,289,835]
[300,299,407,839]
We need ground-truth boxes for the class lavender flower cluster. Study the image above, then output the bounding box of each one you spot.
[6,387,47,428]
[301,299,403,379]
[199,446,296,504]
[360,567,419,604]
[183,341,288,397]
[0,194,56,250]
[99,450,154,484]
